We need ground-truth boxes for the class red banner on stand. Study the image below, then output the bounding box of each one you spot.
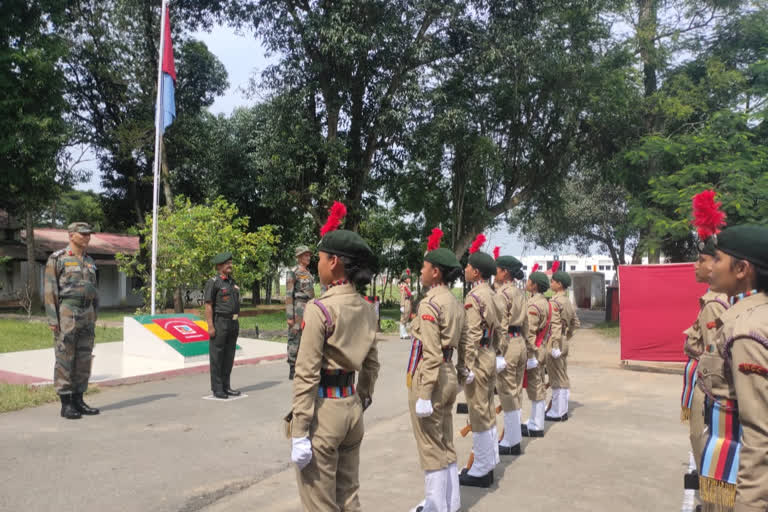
[618,264,708,362]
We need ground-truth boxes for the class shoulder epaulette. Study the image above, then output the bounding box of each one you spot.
[51,249,66,258]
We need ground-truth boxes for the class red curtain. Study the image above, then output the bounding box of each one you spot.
[618,264,708,362]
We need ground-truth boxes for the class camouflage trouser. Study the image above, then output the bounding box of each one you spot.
[287,301,308,367]
[53,305,96,395]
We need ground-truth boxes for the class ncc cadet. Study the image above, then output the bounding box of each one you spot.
[456,234,501,488]
[680,237,727,492]
[400,269,414,339]
[204,252,241,399]
[287,202,380,511]
[406,227,464,512]
[44,222,101,419]
[546,265,580,422]
[521,270,552,438]
[286,245,315,380]
[493,254,528,455]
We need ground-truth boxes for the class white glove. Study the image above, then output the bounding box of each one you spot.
[526,358,539,370]
[291,437,312,470]
[465,371,475,385]
[400,307,405,313]
[551,348,562,359]
[495,356,507,373]
[415,398,434,418]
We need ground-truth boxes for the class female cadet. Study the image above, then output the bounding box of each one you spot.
[288,202,381,512]
[406,228,465,512]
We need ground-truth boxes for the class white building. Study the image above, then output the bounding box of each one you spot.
[519,254,626,285]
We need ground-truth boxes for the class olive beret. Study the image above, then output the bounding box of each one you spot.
[529,271,550,291]
[468,251,496,277]
[715,225,768,270]
[212,252,232,265]
[496,255,523,274]
[552,271,572,288]
[425,248,462,269]
[317,229,373,261]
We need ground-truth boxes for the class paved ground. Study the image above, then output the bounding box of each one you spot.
[0,313,689,512]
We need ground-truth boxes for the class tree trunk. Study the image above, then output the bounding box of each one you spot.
[173,287,184,313]
[253,280,261,305]
[265,275,272,305]
[24,209,41,312]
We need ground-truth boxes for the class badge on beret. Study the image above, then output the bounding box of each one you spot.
[422,314,436,323]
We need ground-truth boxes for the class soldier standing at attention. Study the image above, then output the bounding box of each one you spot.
[288,202,380,511]
[492,253,528,455]
[521,269,552,438]
[286,245,315,380]
[406,228,464,512]
[204,252,241,399]
[399,269,414,339]
[44,222,101,419]
[546,264,580,422]
[457,234,502,488]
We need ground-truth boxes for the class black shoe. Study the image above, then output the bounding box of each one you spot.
[684,471,699,490]
[498,443,522,456]
[522,427,544,438]
[224,387,241,396]
[459,468,493,488]
[545,415,563,422]
[213,391,229,399]
[72,393,99,415]
[520,424,528,436]
[60,395,82,420]
[456,402,469,414]
[289,366,295,380]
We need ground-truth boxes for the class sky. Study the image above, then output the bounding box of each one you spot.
[76,23,576,257]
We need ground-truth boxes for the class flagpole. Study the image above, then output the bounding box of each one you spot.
[150,0,168,315]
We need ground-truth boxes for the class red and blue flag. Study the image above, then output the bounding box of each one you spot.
[160,7,176,133]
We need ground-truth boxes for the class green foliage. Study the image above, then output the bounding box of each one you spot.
[0,384,99,413]
[40,190,107,230]
[116,196,280,310]
[0,319,121,353]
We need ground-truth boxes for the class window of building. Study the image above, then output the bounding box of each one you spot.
[598,265,605,271]
[570,265,576,271]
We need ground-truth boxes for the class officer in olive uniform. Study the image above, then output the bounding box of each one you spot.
[286,245,315,380]
[44,222,101,419]
[698,225,768,512]
[204,252,241,399]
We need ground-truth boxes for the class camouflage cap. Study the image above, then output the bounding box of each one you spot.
[295,245,312,257]
[212,251,233,265]
[67,222,93,234]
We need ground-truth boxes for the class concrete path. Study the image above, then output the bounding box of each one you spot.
[0,324,690,512]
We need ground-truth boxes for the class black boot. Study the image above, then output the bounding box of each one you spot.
[289,366,295,380]
[60,395,82,420]
[224,386,241,396]
[498,443,522,456]
[459,468,493,488]
[73,393,99,415]
[213,390,229,399]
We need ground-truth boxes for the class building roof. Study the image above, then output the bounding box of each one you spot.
[18,229,139,260]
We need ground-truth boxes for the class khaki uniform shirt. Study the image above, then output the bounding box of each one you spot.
[410,285,465,400]
[549,291,580,352]
[525,293,551,360]
[684,290,728,360]
[291,283,380,438]
[493,281,527,355]
[400,285,414,323]
[458,281,501,376]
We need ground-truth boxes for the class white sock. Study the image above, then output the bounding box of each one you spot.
[491,426,500,464]
[422,469,448,512]
[561,388,569,416]
[447,463,461,512]
[500,409,522,447]
[688,451,697,472]
[532,400,545,431]
[467,429,494,476]
[548,389,560,418]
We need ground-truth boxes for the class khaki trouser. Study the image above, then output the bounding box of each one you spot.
[498,335,526,411]
[546,340,570,389]
[408,362,459,471]
[525,348,546,402]
[465,346,496,432]
[690,386,706,468]
[296,395,364,512]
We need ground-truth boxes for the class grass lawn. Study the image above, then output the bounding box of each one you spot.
[594,321,620,339]
[0,319,122,353]
[0,384,99,414]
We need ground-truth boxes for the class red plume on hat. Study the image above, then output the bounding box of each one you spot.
[469,234,486,254]
[531,263,540,273]
[692,190,726,240]
[427,228,444,251]
[406,268,411,276]
[493,246,500,260]
[320,201,347,236]
[551,261,561,274]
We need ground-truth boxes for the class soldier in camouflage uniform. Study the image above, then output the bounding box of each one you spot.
[286,245,315,380]
[44,222,100,419]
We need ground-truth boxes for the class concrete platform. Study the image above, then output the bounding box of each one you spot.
[0,337,287,386]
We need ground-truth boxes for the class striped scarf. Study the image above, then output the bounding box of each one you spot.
[699,397,741,508]
[406,337,423,388]
[680,357,699,421]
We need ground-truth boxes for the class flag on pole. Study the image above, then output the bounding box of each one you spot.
[160,6,176,133]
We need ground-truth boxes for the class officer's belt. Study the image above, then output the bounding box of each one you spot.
[215,313,239,320]
[509,326,522,337]
[479,328,494,348]
[442,347,454,362]
[60,297,95,308]
[319,370,356,388]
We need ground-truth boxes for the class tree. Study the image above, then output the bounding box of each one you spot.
[116,196,280,312]
[41,190,108,230]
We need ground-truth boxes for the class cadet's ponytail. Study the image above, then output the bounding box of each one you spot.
[436,264,462,287]
[339,256,373,287]
[514,269,525,281]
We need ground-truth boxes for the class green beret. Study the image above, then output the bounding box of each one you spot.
[317,229,373,261]
[425,248,461,269]
[496,255,523,274]
[295,245,311,257]
[716,225,768,270]
[67,222,93,234]
[552,271,572,288]
[697,238,716,257]
[212,251,232,265]
[468,252,496,277]
[529,272,550,291]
